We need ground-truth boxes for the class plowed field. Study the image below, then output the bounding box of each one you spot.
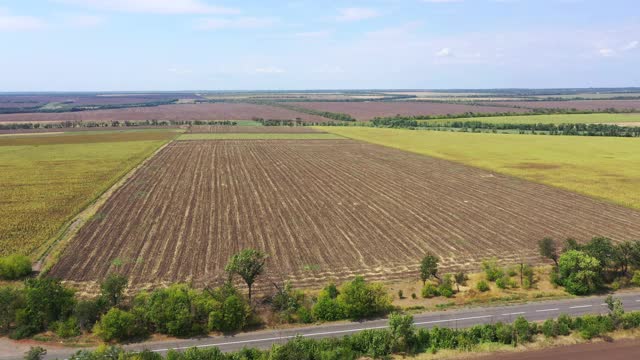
[188,126,322,133]
[483,100,640,111]
[49,140,640,288]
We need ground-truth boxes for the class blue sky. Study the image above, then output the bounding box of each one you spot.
[0,0,638,91]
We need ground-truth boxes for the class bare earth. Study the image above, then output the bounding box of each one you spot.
[187,125,322,133]
[476,339,640,360]
[0,103,328,123]
[483,100,640,111]
[49,140,640,288]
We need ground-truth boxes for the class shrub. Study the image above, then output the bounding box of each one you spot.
[208,294,249,332]
[513,317,533,344]
[495,323,513,344]
[421,283,439,298]
[397,290,404,299]
[348,329,395,358]
[575,315,614,340]
[632,270,640,287]
[52,317,80,338]
[481,258,504,282]
[93,308,145,342]
[24,347,47,360]
[541,319,556,338]
[0,255,32,280]
[337,276,391,319]
[411,293,417,299]
[312,295,345,321]
[296,306,314,324]
[438,277,455,298]
[476,280,490,292]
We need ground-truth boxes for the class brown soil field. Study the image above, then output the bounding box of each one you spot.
[0,103,328,123]
[289,102,531,120]
[476,338,640,360]
[49,140,640,288]
[482,100,640,111]
[188,125,322,133]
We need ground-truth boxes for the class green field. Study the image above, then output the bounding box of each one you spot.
[0,131,176,257]
[421,113,640,125]
[177,133,345,140]
[319,127,640,210]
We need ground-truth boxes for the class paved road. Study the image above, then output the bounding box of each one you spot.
[4,292,640,360]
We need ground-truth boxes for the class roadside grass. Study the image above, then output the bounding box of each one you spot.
[318,127,640,209]
[420,113,640,125]
[177,133,345,140]
[0,131,176,256]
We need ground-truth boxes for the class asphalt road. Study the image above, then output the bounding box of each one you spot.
[5,292,640,360]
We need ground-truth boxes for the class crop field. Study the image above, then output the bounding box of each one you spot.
[0,131,176,257]
[49,139,640,287]
[320,127,640,209]
[482,100,640,111]
[289,102,531,121]
[0,103,328,123]
[421,113,640,125]
[178,133,343,140]
[188,125,322,133]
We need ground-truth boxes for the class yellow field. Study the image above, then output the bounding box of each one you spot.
[0,131,175,256]
[318,127,640,210]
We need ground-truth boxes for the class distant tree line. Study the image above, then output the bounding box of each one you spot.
[0,99,179,115]
[369,116,640,137]
[0,120,239,131]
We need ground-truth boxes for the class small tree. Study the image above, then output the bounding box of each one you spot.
[225,249,267,302]
[100,274,128,307]
[453,271,467,292]
[24,347,46,360]
[389,313,415,352]
[538,238,559,268]
[420,253,439,285]
[558,250,602,295]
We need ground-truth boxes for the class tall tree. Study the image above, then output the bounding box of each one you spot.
[225,249,267,301]
[420,253,439,285]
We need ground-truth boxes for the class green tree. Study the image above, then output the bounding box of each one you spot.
[225,249,267,302]
[93,308,145,342]
[583,236,615,268]
[538,238,559,268]
[0,286,24,334]
[389,313,415,352]
[613,241,636,276]
[453,271,468,292]
[100,274,128,307]
[24,347,46,360]
[14,278,75,338]
[420,254,439,285]
[337,276,391,319]
[558,250,603,295]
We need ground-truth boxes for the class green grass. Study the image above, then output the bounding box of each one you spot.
[318,126,640,210]
[177,133,345,140]
[0,131,176,256]
[420,113,640,125]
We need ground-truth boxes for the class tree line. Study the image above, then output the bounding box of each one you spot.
[0,99,178,115]
[0,120,239,131]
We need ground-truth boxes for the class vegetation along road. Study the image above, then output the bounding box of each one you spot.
[5,292,639,360]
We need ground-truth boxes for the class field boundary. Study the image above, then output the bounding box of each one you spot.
[35,138,177,275]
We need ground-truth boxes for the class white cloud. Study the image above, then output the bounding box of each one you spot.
[254,66,285,74]
[293,30,332,39]
[64,14,104,28]
[195,17,277,30]
[0,9,46,31]
[57,0,238,15]
[622,40,638,51]
[336,8,380,22]
[598,48,615,57]
[436,47,452,57]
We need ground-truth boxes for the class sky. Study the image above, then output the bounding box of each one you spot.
[0,0,638,91]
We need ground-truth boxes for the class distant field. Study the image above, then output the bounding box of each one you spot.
[0,131,176,256]
[319,127,640,210]
[422,113,640,125]
[481,100,640,111]
[290,102,531,121]
[0,103,329,123]
[187,125,322,133]
[178,133,343,140]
